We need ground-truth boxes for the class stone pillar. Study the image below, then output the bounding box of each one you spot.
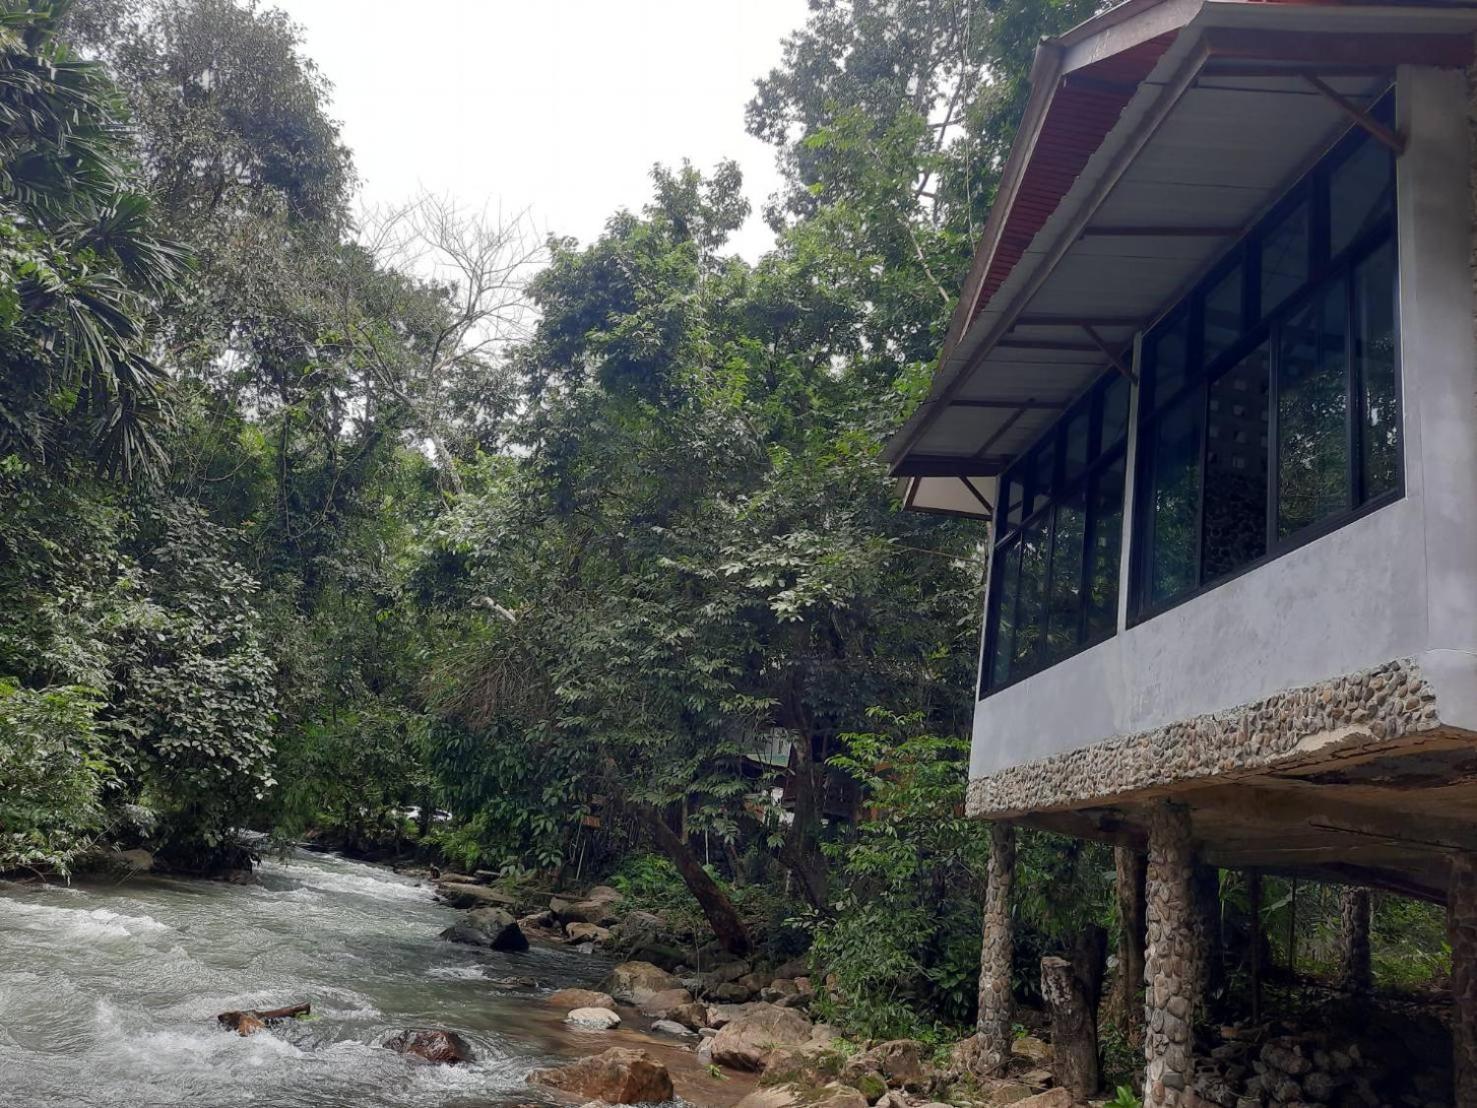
[1337,887,1373,998]
[1115,846,1148,1041]
[1449,854,1477,1108]
[976,821,1016,1075]
[1145,802,1200,1107]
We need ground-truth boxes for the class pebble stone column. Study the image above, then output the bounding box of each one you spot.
[1449,854,1477,1107]
[1337,887,1373,998]
[1144,802,1201,1107]
[976,821,1016,1076]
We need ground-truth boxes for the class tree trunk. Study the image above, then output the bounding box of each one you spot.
[1041,955,1100,1099]
[643,807,752,957]
[780,731,830,911]
[1114,847,1147,1040]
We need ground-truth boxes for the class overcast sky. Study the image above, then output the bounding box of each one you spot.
[272,0,808,261]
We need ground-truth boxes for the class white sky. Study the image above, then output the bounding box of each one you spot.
[272,0,809,261]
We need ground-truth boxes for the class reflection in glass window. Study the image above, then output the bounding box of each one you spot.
[1149,313,1190,411]
[1261,199,1309,314]
[1203,262,1243,366]
[1202,343,1269,581]
[1086,457,1124,640]
[989,540,1020,688]
[1046,493,1086,655]
[1101,376,1129,450]
[1149,396,1202,604]
[1278,284,1349,538]
[1331,138,1394,258]
[1013,515,1049,673]
[1355,240,1399,500]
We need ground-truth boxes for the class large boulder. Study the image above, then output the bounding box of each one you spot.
[709,1002,816,1072]
[638,987,706,1030]
[734,1087,802,1108]
[548,988,617,1010]
[550,884,623,925]
[439,907,529,951]
[383,1029,472,1064]
[602,960,683,1006]
[435,880,520,911]
[869,1039,927,1090]
[565,922,613,944]
[527,1047,674,1104]
[566,1007,621,1030]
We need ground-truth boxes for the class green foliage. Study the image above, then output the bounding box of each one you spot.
[1106,1083,1144,1108]
[808,713,987,1038]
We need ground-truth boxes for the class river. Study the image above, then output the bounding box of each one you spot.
[0,849,751,1108]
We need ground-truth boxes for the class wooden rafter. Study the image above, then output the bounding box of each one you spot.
[1300,72,1405,156]
[1082,324,1137,384]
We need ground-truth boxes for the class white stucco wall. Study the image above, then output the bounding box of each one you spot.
[971,65,1477,780]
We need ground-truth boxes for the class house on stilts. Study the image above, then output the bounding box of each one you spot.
[887,0,1477,1100]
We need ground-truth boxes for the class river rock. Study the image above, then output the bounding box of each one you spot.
[566,922,613,944]
[814,1083,869,1108]
[528,1047,674,1104]
[383,1028,473,1064]
[435,880,519,911]
[549,988,617,1010]
[870,1039,926,1090]
[637,987,696,1019]
[602,960,683,1005]
[550,885,623,926]
[734,1087,802,1108]
[112,848,154,873]
[566,1007,621,1030]
[439,907,529,951]
[1010,1091,1071,1108]
[709,1002,816,1071]
[650,1018,695,1037]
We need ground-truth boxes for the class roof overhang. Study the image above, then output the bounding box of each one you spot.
[887,0,1477,494]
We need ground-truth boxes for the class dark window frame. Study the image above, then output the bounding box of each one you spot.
[980,372,1129,697]
[1128,96,1402,626]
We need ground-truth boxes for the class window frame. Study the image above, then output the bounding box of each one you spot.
[980,371,1130,698]
[1127,98,1402,626]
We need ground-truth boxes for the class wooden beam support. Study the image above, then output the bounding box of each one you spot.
[949,397,1068,411]
[891,453,1011,478]
[1081,224,1240,238]
[1201,28,1475,71]
[1082,324,1137,384]
[1301,72,1406,156]
[996,339,1102,354]
[1016,313,1145,329]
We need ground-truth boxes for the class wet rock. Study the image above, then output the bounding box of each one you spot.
[549,988,617,1010]
[550,885,623,926]
[734,1087,802,1108]
[520,908,557,930]
[566,922,613,944]
[566,1007,621,1030]
[705,960,752,985]
[638,987,695,1018]
[710,982,752,1002]
[113,848,154,873]
[709,1002,815,1072]
[649,1019,695,1037]
[602,960,683,1005]
[439,907,529,951]
[383,1028,473,1064]
[435,880,520,911]
[527,1046,674,1104]
[216,1002,310,1036]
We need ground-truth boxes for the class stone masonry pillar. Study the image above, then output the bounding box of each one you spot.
[1449,854,1477,1107]
[1145,802,1200,1107]
[1337,887,1373,998]
[977,821,1016,1075]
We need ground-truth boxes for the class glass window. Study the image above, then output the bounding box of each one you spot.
[1029,445,1053,517]
[1086,457,1125,640]
[1063,408,1090,484]
[1278,283,1350,538]
[1001,475,1022,528]
[1012,516,1049,673]
[1331,139,1394,258]
[1147,393,1202,605]
[1261,198,1310,315]
[1101,376,1130,450]
[1203,262,1243,366]
[1046,492,1086,656]
[989,539,1020,689]
[1148,313,1190,412]
[1202,343,1270,581]
[1354,240,1399,500]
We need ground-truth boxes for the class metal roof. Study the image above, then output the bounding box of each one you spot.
[889,0,1477,517]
